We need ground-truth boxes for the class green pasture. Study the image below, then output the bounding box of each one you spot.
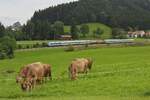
[0,46,150,99]
[17,40,50,45]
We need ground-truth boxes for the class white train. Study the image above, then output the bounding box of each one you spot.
[48,39,134,47]
[48,40,101,47]
[104,39,134,44]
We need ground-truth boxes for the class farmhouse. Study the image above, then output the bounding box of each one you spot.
[127,31,145,38]
[58,35,72,40]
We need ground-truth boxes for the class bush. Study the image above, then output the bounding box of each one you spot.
[112,28,127,39]
[33,43,41,48]
[26,45,30,49]
[42,42,48,47]
[0,49,6,59]
[17,44,23,49]
[0,36,16,59]
[33,44,36,48]
[65,45,75,52]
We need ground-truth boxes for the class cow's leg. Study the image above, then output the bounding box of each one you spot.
[44,75,46,83]
[85,69,88,74]
[74,68,78,80]
[32,79,36,88]
[32,76,37,87]
[39,76,44,84]
[44,73,48,81]
[85,64,89,74]
[30,78,34,90]
[28,82,32,91]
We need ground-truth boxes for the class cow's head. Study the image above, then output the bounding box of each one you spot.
[17,66,29,83]
[87,58,93,70]
[21,79,31,91]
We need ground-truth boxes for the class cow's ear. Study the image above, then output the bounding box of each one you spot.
[20,78,24,84]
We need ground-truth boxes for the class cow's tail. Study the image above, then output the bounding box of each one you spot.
[68,64,72,80]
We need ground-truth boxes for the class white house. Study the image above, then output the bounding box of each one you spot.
[127,31,145,38]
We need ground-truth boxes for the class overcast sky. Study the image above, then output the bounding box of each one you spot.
[0,0,78,26]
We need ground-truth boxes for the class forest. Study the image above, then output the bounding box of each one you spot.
[31,0,150,29]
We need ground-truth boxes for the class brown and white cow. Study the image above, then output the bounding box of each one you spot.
[16,62,52,91]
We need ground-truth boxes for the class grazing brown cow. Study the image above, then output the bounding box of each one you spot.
[17,62,52,91]
[69,58,93,80]
[17,62,44,91]
[25,62,45,86]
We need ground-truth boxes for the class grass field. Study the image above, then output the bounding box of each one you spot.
[1,46,150,99]
[16,40,49,49]
[64,23,112,39]
[16,40,51,48]
[17,40,50,45]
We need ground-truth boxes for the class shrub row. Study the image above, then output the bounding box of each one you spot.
[17,42,48,49]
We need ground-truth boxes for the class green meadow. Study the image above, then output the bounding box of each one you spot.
[1,46,150,99]
[64,23,112,39]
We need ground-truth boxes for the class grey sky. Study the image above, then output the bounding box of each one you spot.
[0,0,78,26]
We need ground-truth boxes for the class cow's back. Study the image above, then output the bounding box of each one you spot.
[74,58,88,73]
[27,62,44,78]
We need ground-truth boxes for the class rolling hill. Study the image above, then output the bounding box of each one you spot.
[64,23,112,39]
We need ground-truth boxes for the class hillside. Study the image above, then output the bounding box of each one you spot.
[31,0,150,29]
[64,23,112,39]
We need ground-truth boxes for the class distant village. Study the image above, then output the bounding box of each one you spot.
[127,31,150,38]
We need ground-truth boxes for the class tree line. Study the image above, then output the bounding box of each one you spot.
[31,0,150,30]
[10,20,104,40]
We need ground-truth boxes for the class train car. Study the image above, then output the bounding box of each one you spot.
[104,39,134,44]
[48,40,102,47]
